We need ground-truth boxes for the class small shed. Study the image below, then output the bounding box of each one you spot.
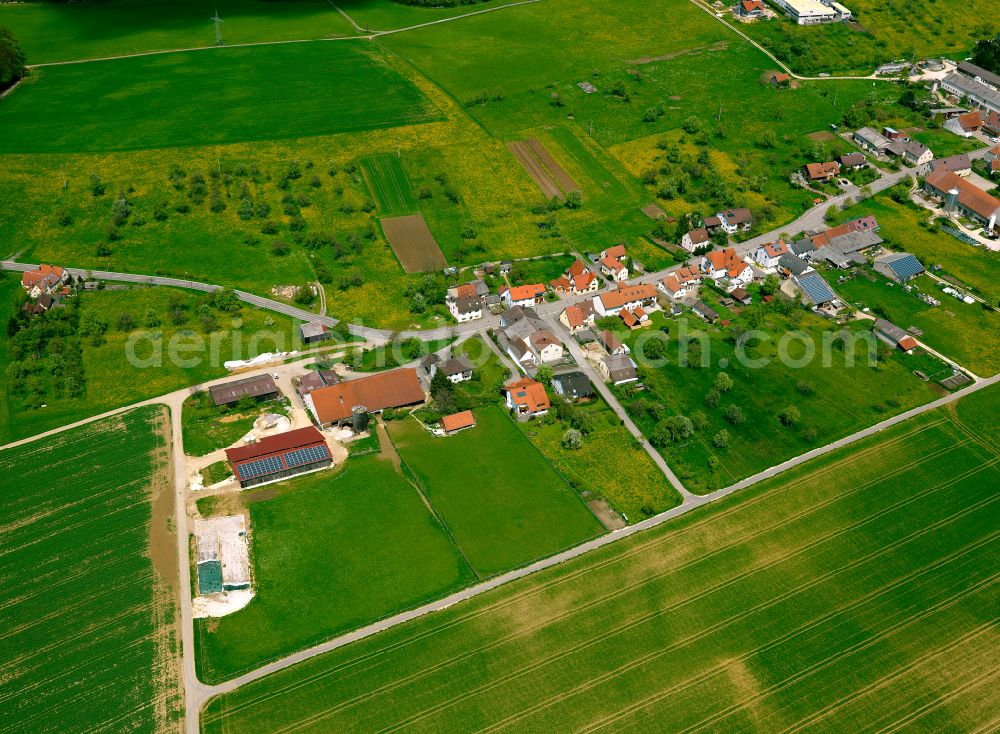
[441,410,476,435]
[300,322,331,345]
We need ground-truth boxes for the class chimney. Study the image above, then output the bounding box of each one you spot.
[945,188,960,213]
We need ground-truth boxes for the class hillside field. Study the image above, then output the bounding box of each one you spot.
[0,407,181,733]
[199,386,1000,733]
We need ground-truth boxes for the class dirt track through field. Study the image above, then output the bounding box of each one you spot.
[381,214,447,273]
[507,141,563,199]
[525,139,580,194]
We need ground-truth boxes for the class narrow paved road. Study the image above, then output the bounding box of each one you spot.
[548,315,692,500]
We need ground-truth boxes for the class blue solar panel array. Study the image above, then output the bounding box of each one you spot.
[284,445,331,468]
[797,274,836,305]
[237,455,285,480]
[887,254,924,280]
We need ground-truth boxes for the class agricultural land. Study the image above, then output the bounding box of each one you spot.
[0,406,181,733]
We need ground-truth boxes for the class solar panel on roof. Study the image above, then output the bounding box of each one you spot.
[888,255,924,279]
[798,274,836,305]
[237,455,285,480]
[283,445,331,468]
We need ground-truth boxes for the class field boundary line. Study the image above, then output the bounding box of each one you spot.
[370,0,545,37]
[201,416,957,718]
[216,438,977,731]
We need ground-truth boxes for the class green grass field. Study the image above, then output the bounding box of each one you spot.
[0,406,181,732]
[0,0,357,64]
[617,308,941,493]
[0,42,442,154]
[516,395,683,520]
[387,406,604,576]
[199,385,1000,733]
[0,284,303,444]
[360,153,420,216]
[742,0,999,76]
[194,454,475,683]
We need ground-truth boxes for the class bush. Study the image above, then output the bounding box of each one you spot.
[778,405,800,426]
[271,240,290,256]
[561,429,583,450]
[711,429,729,448]
[796,380,815,395]
[724,405,745,425]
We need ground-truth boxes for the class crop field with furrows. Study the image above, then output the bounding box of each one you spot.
[200,385,1000,733]
[0,406,181,733]
[360,153,419,216]
[0,0,356,64]
[387,407,604,577]
[0,42,443,154]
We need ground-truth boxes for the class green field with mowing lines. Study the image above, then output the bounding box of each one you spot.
[194,454,474,684]
[0,407,181,733]
[360,153,419,216]
[0,42,443,153]
[387,407,604,576]
[200,386,1000,733]
[0,0,357,64]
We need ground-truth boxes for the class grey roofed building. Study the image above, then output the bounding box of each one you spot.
[887,138,931,162]
[940,73,1000,115]
[874,252,925,283]
[209,374,279,406]
[930,154,973,175]
[300,322,331,343]
[504,314,546,343]
[778,252,812,276]
[957,61,1000,91]
[298,368,339,396]
[499,305,539,327]
[853,126,892,153]
[439,355,473,378]
[789,237,817,257]
[551,371,595,400]
[469,279,490,298]
[484,293,501,307]
[839,152,867,169]
[421,352,440,372]
[603,354,638,385]
[826,229,883,255]
[453,296,482,315]
[575,328,598,345]
[812,247,852,268]
[793,272,838,306]
[691,300,719,323]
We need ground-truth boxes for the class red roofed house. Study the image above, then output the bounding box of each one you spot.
[944,110,983,138]
[503,377,550,417]
[593,282,658,317]
[805,161,841,182]
[701,248,753,288]
[620,307,649,330]
[225,426,333,489]
[559,300,596,332]
[986,146,1000,177]
[770,72,791,87]
[753,240,790,269]
[306,367,425,426]
[737,0,766,17]
[658,274,688,300]
[551,260,598,295]
[500,283,546,308]
[21,264,69,299]
[440,410,476,435]
[600,245,627,260]
[599,255,628,282]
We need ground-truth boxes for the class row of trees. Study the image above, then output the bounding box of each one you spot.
[0,27,25,92]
